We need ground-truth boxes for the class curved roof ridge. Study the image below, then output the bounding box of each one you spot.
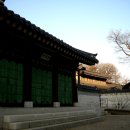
[0,5,99,65]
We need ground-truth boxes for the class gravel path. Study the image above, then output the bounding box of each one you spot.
[66,115,130,130]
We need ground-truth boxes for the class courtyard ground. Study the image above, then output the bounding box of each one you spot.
[67,115,130,130]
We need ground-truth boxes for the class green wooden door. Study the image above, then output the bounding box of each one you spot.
[0,59,23,105]
[32,67,52,106]
[58,74,72,105]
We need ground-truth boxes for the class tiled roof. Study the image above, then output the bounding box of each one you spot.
[78,85,100,93]
[123,82,130,89]
[0,5,99,65]
[83,71,108,79]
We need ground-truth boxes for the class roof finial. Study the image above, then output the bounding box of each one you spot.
[0,0,5,6]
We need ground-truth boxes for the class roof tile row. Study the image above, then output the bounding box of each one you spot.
[0,5,99,65]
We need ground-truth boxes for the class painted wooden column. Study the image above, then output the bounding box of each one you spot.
[72,66,78,106]
[52,56,60,107]
[23,46,33,107]
[77,69,80,85]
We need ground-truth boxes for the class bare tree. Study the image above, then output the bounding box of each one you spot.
[86,65,96,72]
[95,63,121,84]
[108,30,130,63]
[108,93,130,110]
[120,77,130,85]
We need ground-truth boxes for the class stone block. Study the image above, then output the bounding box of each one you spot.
[9,122,29,130]
[24,101,33,108]
[53,102,60,107]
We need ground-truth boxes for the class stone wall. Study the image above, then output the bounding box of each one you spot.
[78,90,101,115]
[101,92,130,110]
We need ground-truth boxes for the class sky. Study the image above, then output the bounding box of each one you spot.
[5,0,130,79]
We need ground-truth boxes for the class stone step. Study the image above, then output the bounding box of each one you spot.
[0,107,98,116]
[22,117,104,130]
[5,114,96,130]
[3,110,95,123]
[3,110,98,130]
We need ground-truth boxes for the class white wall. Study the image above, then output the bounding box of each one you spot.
[78,90,101,115]
[101,92,130,110]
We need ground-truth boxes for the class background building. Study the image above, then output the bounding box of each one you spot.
[76,64,121,91]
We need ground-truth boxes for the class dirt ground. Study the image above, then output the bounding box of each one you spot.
[67,115,130,130]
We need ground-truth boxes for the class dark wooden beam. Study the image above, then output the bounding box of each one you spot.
[23,44,32,102]
[52,55,59,102]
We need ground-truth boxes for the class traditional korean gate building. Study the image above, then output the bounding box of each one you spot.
[0,1,98,107]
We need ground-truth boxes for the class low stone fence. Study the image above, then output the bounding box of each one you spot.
[101,92,130,110]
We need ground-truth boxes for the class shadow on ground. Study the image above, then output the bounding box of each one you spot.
[67,115,130,130]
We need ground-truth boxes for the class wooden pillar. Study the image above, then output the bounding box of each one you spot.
[77,69,80,85]
[72,70,78,106]
[23,47,33,107]
[52,57,60,107]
